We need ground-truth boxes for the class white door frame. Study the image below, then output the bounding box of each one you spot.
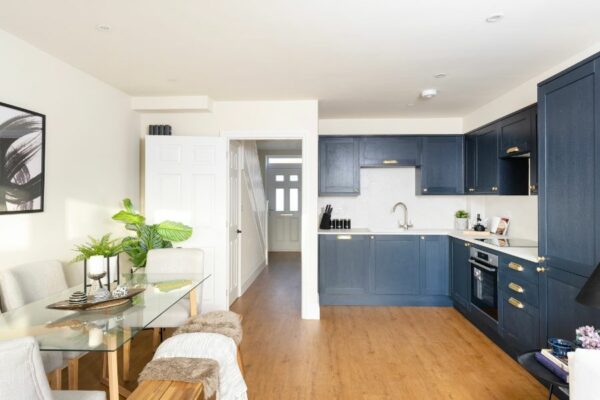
[221,130,319,320]
[228,141,243,304]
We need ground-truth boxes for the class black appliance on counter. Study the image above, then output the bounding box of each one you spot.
[469,247,499,321]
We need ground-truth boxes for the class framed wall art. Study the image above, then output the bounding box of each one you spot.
[0,101,45,214]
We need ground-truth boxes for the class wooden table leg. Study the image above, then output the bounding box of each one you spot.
[189,288,198,317]
[107,335,119,400]
[123,328,131,381]
[68,358,79,390]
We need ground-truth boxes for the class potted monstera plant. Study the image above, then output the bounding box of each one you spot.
[112,198,193,270]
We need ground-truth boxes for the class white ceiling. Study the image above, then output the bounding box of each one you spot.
[2,0,600,118]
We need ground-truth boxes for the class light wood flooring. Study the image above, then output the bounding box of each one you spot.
[76,252,549,399]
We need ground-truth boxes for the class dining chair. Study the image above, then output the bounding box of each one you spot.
[145,248,204,348]
[0,336,105,400]
[0,260,87,390]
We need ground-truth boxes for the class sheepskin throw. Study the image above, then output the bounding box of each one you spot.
[138,357,219,398]
[174,311,243,346]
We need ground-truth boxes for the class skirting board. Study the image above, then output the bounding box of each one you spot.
[241,261,267,296]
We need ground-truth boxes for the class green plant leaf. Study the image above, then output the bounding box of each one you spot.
[123,198,134,213]
[156,221,193,242]
[112,210,145,225]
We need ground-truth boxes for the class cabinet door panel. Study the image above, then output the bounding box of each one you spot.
[372,236,420,294]
[417,136,464,195]
[451,239,471,306]
[474,127,499,193]
[538,60,599,277]
[420,236,450,295]
[319,137,360,195]
[360,136,419,167]
[465,135,476,193]
[499,291,540,352]
[319,235,369,295]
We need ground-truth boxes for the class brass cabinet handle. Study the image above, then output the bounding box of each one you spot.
[464,243,470,247]
[468,188,475,192]
[536,267,546,273]
[506,146,520,154]
[508,297,524,309]
[336,235,352,240]
[491,186,498,192]
[382,160,398,165]
[508,282,524,293]
[423,188,428,193]
[508,262,524,272]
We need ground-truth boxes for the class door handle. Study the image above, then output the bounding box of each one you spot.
[508,282,524,293]
[382,160,398,165]
[469,259,497,272]
[508,262,524,272]
[237,229,242,234]
[508,297,524,309]
[506,146,520,154]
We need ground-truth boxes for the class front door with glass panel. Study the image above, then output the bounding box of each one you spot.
[266,156,302,251]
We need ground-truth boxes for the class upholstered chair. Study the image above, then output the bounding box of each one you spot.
[0,336,105,400]
[0,260,86,389]
[145,248,204,347]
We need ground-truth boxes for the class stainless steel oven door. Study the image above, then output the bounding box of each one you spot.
[470,259,498,321]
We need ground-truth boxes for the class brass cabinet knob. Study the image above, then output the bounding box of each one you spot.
[468,188,475,192]
[464,243,470,247]
[421,236,425,240]
[370,236,374,239]
[538,256,546,262]
[536,267,546,273]
[529,184,537,191]
[423,188,428,193]
[491,186,498,192]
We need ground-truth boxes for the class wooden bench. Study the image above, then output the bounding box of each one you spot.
[129,380,204,400]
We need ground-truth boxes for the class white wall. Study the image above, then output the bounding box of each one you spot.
[319,117,463,135]
[138,99,320,319]
[0,29,139,285]
[240,173,266,292]
[319,168,467,230]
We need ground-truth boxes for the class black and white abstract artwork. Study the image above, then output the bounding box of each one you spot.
[0,102,45,214]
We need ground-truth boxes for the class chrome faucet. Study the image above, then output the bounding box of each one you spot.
[392,202,413,230]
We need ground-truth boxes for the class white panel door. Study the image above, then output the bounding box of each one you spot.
[228,141,241,304]
[145,136,227,311]
[266,160,302,252]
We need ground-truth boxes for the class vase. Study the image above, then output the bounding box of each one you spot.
[455,218,468,231]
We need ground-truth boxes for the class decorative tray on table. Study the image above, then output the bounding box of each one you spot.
[46,288,145,311]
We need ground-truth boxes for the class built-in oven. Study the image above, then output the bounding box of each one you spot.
[469,247,499,321]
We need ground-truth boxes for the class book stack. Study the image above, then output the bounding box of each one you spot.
[534,349,569,383]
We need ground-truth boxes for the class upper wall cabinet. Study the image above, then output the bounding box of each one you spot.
[319,137,360,196]
[416,136,465,195]
[360,136,420,167]
[498,106,536,157]
[538,57,600,277]
[472,125,499,194]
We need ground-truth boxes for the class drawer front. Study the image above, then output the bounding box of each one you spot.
[499,271,539,307]
[499,291,540,351]
[500,255,539,285]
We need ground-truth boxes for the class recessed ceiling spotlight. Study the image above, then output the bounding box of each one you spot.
[434,73,447,79]
[486,13,504,23]
[421,89,437,99]
[95,24,112,32]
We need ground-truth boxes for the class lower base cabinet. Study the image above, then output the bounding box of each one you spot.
[499,291,540,354]
[319,234,450,305]
[450,238,471,309]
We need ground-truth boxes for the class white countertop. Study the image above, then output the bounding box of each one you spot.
[318,228,539,263]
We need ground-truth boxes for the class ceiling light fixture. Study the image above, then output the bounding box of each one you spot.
[95,24,112,32]
[434,73,447,79]
[421,89,437,99]
[486,13,504,23]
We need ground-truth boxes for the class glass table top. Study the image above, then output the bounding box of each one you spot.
[0,273,210,352]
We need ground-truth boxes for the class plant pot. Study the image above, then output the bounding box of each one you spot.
[455,218,468,231]
[88,255,105,276]
[101,255,119,285]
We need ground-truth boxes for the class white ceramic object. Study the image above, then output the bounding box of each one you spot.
[88,255,105,276]
[455,218,468,231]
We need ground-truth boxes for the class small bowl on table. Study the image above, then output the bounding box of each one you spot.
[548,338,575,357]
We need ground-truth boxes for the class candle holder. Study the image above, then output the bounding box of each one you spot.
[83,255,121,294]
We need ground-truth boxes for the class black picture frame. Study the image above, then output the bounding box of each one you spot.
[0,101,46,215]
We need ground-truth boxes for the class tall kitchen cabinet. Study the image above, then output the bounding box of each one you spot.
[538,56,600,340]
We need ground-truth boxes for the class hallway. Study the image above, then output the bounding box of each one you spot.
[230,252,548,400]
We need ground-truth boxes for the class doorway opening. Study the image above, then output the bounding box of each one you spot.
[227,139,302,307]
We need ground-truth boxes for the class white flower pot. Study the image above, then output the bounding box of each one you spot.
[88,255,105,276]
[101,255,119,285]
[455,218,468,231]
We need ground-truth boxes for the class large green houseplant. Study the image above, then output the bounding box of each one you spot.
[112,199,193,269]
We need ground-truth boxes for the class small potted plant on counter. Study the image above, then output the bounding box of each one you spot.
[455,210,469,231]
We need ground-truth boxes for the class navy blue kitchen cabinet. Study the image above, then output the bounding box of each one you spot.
[464,135,477,193]
[539,267,600,344]
[529,107,538,195]
[371,235,420,294]
[318,234,369,295]
[451,238,471,309]
[416,136,465,195]
[319,234,451,305]
[359,136,420,167]
[420,235,450,295]
[538,58,600,278]
[473,126,499,194]
[319,137,360,196]
[498,105,536,157]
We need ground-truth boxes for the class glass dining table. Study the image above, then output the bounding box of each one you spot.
[0,272,210,400]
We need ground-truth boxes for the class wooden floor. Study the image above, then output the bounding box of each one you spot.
[76,252,549,399]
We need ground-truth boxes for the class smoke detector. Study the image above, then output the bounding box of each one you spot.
[421,89,438,99]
